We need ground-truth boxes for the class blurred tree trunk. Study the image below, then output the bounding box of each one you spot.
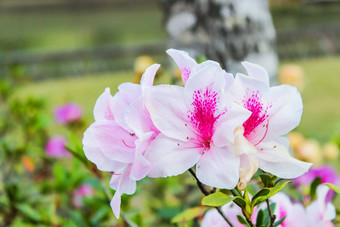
[160,0,279,84]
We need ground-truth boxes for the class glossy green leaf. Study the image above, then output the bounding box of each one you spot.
[171,206,205,223]
[260,173,277,187]
[233,196,247,209]
[325,183,340,194]
[252,181,290,207]
[310,177,322,200]
[201,191,234,207]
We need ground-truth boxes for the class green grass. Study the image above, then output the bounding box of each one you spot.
[15,57,340,142]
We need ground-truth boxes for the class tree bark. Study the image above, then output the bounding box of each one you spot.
[160,0,278,84]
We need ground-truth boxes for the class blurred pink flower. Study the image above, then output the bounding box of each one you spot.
[54,103,83,124]
[294,165,340,201]
[73,184,95,208]
[45,136,70,158]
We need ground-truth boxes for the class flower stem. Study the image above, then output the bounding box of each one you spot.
[266,199,276,227]
[188,168,234,227]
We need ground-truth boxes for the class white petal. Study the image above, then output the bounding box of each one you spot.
[140,64,160,87]
[109,165,136,219]
[83,126,125,172]
[213,102,251,147]
[266,84,303,139]
[146,134,201,178]
[242,61,270,86]
[91,120,136,163]
[144,85,192,141]
[125,97,158,137]
[255,140,312,178]
[93,88,114,121]
[166,48,197,84]
[130,149,150,181]
[111,82,141,132]
[196,146,240,189]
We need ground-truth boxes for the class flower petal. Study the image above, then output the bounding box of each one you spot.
[255,140,312,178]
[130,147,150,181]
[146,134,201,178]
[266,84,303,139]
[196,146,240,189]
[83,126,125,171]
[242,61,269,86]
[91,120,136,163]
[140,64,160,87]
[111,82,141,132]
[145,85,192,141]
[109,165,136,219]
[213,102,251,147]
[93,88,114,121]
[166,48,197,84]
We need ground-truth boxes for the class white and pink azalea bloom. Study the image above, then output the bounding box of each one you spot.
[45,135,70,158]
[226,62,312,189]
[82,64,160,218]
[201,203,257,227]
[72,184,95,208]
[305,185,336,227]
[54,103,83,124]
[268,192,307,227]
[167,49,234,86]
[145,62,251,189]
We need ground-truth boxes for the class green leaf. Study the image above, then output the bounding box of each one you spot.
[256,209,264,227]
[233,196,247,209]
[324,183,340,194]
[252,188,270,203]
[310,177,322,200]
[274,216,286,227]
[171,206,205,223]
[237,214,248,224]
[260,173,277,187]
[16,204,42,222]
[252,181,290,207]
[201,192,234,207]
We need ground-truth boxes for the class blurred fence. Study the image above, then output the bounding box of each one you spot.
[1,24,340,80]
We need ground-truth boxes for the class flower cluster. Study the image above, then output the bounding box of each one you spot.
[82,49,312,218]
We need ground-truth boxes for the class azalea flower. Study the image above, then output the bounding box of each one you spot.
[145,61,251,189]
[294,165,340,202]
[305,185,336,227]
[264,185,335,227]
[54,103,83,124]
[45,135,70,158]
[226,62,312,189]
[72,184,95,208]
[82,64,160,218]
[268,192,307,227]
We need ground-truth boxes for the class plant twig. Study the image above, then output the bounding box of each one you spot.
[266,199,276,227]
[188,169,234,227]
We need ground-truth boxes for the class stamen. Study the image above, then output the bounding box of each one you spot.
[122,139,135,149]
[253,120,269,147]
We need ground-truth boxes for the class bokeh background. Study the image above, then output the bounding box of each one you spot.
[0,0,340,226]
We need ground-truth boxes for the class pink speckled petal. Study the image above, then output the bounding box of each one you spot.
[144,85,192,141]
[167,48,197,84]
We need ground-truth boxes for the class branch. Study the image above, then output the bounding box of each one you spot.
[188,169,234,227]
[266,199,276,227]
